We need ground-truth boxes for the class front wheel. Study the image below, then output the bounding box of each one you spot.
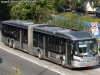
[60,59,65,68]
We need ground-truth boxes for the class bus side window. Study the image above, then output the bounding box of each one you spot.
[60,39,65,55]
[33,32,38,47]
[24,35,27,43]
[47,36,53,51]
[23,29,28,43]
[38,34,43,49]
[55,37,59,53]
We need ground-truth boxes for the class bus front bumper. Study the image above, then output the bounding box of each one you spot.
[72,60,99,68]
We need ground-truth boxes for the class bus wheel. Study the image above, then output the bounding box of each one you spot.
[11,41,13,48]
[60,58,65,68]
[38,51,42,60]
[9,41,11,47]
[7,40,10,46]
[12,42,15,49]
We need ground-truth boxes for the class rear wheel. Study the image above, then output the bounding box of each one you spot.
[8,41,11,47]
[12,42,16,49]
[7,40,9,46]
[11,41,13,48]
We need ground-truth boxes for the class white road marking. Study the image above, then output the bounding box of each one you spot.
[0,47,66,75]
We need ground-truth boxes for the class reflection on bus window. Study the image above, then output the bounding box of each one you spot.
[33,32,38,47]
[23,29,28,43]
[75,40,98,57]
[60,39,65,55]
[38,34,43,49]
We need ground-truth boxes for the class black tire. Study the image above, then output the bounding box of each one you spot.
[12,42,16,49]
[60,58,65,68]
[38,51,42,60]
[11,41,13,48]
[8,41,11,47]
[7,40,9,46]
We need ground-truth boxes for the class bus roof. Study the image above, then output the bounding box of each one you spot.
[2,20,96,40]
[2,20,35,28]
[34,25,96,40]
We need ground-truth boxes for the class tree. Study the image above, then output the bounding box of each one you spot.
[49,18,89,31]
[10,0,57,23]
[35,0,57,22]
[76,0,100,8]
[55,0,71,12]
[0,0,11,20]
[88,0,100,7]
[55,0,100,12]
[10,1,36,20]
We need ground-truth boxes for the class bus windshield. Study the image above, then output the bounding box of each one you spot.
[74,39,98,57]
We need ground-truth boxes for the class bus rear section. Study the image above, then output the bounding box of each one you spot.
[1,20,32,52]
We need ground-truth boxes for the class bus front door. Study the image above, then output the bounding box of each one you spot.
[20,30,23,49]
[66,41,71,67]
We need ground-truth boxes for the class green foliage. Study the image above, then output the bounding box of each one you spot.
[10,1,36,20]
[0,3,11,20]
[10,0,57,23]
[49,18,89,31]
[81,16,100,23]
[9,70,21,75]
[59,12,79,19]
[87,0,100,7]
[59,13,100,23]
[32,0,57,22]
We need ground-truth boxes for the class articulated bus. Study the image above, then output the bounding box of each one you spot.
[1,20,99,69]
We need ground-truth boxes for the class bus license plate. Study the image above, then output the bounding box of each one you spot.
[86,64,90,67]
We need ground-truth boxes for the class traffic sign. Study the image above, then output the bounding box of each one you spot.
[91,22,99,35]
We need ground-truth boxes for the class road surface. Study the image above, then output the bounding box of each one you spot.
[0,48,61,75]
[0,24,100,75]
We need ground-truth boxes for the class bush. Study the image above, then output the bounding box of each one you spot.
[9,70,21,75]
[58,13,100,23]
[81,16,100,23]
[59,12,79,19]
[49,18,89,31]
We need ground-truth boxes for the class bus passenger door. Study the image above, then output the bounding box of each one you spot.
[20,30,23,49]
[23,29,28,52]
[66,40,71,67]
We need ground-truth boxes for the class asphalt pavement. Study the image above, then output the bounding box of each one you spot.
[0,48,61,75]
